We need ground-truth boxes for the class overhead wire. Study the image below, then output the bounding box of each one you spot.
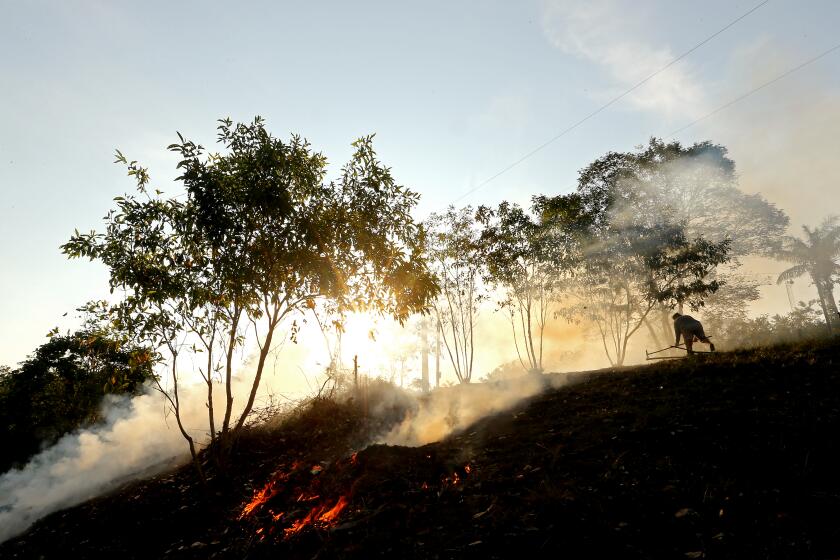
[664,41,840,138]
[446,0,772,207]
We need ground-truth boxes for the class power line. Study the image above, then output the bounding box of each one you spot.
[447,0,772,206]
[665,41,840,137]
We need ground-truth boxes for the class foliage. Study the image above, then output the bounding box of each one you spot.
[425,206,486,383]
[690,271,762,344]
[477,199,579,373]
[576,137,788,258]
[774,216,840,332]
[539,139,760,364]
[62,117,438,475]
[0,330,153,472]
[711,300,830,350]
[575,220,730,366]
[572,138,785,349]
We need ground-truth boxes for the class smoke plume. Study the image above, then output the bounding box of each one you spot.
[0,337,317,544]
[0,392,187,543]
[380,372,570,447]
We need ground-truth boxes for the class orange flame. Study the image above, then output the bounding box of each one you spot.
[283,495,350,538]
[318,495,349,523]
[464,464,472,474]
[284,508,320,537]
[239,469,295,519]
[296,492,321,502]
[239,482,280,519]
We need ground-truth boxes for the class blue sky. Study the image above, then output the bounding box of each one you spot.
[2,0,839,365]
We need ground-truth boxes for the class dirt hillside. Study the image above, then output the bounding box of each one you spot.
[2,339,839,559]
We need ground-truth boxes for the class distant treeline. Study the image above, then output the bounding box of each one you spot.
[3,120,839,476]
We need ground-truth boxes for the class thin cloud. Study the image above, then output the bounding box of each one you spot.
[540,0,707,119]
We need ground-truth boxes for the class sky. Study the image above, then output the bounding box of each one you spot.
[2,0,839,367]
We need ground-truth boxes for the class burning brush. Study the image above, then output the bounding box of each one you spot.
[238,456,357,541]
[239,450,475,543]
[283,495,350,537]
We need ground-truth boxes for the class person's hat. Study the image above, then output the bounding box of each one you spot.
[672,312,681,319]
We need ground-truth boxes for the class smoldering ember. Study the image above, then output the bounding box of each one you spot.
[2,2,840,559]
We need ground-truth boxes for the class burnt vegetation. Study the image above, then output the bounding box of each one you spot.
[3,120,840,558]
[3,338,840,559]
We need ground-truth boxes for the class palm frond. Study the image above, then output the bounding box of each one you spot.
[777,263,809,284]
[818,215,840,232]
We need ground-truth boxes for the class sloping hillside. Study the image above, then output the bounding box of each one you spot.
[3,339,840,559]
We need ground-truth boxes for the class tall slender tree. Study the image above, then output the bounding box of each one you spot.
[775,216,840,332]
[477,200,579,373]
[425,206,485,383]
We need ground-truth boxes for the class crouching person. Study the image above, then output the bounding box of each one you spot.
[672,312,715,355]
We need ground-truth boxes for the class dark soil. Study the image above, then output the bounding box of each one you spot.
[3,339,840,559]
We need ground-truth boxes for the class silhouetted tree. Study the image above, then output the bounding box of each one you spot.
[577,223,729,365]
[425,206,486,383]
[775,216,840,332]
[576,138,787,257]
[63,117,438,475]
[570,137,783,344]
[0,329,153,471]
[477,200,580,373]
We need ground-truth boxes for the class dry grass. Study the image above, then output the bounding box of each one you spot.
[3,338,840,559]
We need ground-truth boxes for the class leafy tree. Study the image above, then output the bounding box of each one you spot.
[425,206,486,383]
[775,216,840,332]
[477,200,579,374]
[577,138,787,257]
[0,330,153,471]
[572,137,782,345]
[537,177,731,366]
[62,117,438,475]
[573,219,730,366]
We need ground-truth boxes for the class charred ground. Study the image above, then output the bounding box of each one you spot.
[2,339,840,559]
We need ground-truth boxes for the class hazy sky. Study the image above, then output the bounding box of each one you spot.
[2,0,839,365]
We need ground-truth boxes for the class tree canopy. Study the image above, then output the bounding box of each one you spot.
[63,117,438,473]
[775,216,840,332]
[425,206,485,383]
[576,138,787,258]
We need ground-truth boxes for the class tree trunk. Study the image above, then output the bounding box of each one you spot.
[813,275,834,334]
[820,277,840,331]
[823,279,839,327]
[421,318,430,392]
[435,321,441,388]
[660,308,672,343]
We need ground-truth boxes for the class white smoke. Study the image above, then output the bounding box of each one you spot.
[0,333,321,544]
[0,391,189,543]
[379,373,570,447]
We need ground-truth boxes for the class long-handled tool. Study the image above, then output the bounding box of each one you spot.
[645,340,714,360]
